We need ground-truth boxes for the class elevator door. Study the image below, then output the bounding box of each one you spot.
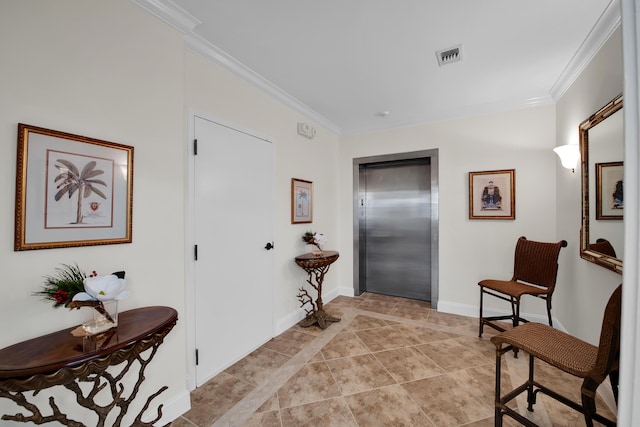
[359,159,431,300]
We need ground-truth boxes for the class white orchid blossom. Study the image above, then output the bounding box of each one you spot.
[72,274,128,302]
[313,233,328,246]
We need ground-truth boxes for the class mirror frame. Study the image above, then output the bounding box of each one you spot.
[579,93,623,274]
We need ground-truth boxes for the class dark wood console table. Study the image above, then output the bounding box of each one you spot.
[295,251,340,329]
[0,306,178,427]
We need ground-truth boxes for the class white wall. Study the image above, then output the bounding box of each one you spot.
[338,105,562,319]
[554,26,623,342]
[0,1,188,424]
[0,2,340,424]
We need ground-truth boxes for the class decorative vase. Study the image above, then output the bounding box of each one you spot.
[82,300,118,335]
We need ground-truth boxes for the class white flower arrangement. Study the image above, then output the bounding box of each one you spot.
[302,231,327,252]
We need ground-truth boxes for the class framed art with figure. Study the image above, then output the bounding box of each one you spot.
[15,123,134,251]
[469,169,515,220]
[291,178,312,224]
[596,161,623,220]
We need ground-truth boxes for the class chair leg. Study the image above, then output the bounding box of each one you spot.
[495,346,504,426]
[609,370,619,404]
[510,297,518,328]
[512,299,520,358]
[526,354,536,411]
[581,386,597,427]
[479,287,484,337]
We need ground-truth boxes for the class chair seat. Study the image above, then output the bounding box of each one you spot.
[479,279,550,299]
[491,322,598,378]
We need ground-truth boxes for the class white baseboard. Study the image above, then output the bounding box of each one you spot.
[275,307,307,335]
[339,286,355,297]
[146,389,191,426]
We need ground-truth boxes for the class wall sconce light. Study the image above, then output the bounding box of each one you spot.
[553,144,580,172]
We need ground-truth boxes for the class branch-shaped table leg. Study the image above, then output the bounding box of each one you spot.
[295,251,341,329]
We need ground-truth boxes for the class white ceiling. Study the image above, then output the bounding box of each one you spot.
[134,0,619,135]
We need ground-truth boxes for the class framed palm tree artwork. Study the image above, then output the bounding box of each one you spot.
[291,178,312,224]
[15,124,134,250]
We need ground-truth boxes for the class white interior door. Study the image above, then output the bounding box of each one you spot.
[193,116,275,386]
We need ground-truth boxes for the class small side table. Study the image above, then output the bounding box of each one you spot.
[294,251,340,329]
[0,306,177,426]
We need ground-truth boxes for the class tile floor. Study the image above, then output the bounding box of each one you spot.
[168,293,616,427]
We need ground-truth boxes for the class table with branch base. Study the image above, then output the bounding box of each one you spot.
[295,251,340,329]
[0,306,177,427]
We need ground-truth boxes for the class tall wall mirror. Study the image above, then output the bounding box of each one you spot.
[579,94,623,274]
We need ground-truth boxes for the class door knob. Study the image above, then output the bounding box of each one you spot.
[264,242,274,250]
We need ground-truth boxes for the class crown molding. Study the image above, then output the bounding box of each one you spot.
[550,0,622,101]
[183,33,341,135]
[130,0,341,135]
[129,0,200,34]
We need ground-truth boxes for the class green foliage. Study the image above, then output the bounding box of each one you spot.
[302,231,315,244]
[33,263,87,308]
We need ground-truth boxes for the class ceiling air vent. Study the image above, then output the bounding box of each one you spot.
[436,44,462,66]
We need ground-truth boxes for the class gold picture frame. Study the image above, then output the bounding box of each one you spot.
[469,169,515,220]
[291,178,313,224]
[15,123,134,250]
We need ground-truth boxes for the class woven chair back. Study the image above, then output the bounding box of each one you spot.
[512,236,565,291]
[591,284,622,378]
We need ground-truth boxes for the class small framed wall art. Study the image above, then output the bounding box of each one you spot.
[291,178,313,224]
[596,161,623,220]
[15,123,134,250]
[469,169,515,220]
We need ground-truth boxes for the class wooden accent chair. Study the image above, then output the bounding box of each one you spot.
[491,284,621,426]
[588,238,617,258]
[478,236,567,338]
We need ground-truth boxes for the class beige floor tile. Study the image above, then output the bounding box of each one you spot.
[402,374,493,427]
[277,361,341,408]
[452,335,498,361]
[326,295,364,309]
[448,364,515,409]
[280,397,358,427]
[397,324,460,345]
[325,353,396,395]
[394,297,432,309]
[345,385,435,426]
[341,314,389,331]
[261,328,317,356]
[388,304,433,321]
[240,410,282,427]
[354,325,412,352]
[181,372,255,426]
[416,338,489,372]
[254,393,280,413]
[356,299,397,315]
[429,310,477,329]
[373,346,445,382]
[167,292,612,427]
[321,331,371,360]
[224,346,291,386]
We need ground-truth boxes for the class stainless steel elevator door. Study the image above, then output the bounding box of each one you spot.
[360,159,431,301]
